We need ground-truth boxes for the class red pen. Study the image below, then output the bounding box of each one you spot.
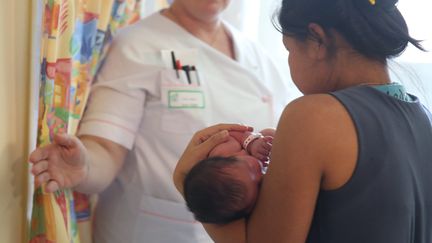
[176,60,182,71]
[176,60,190,84]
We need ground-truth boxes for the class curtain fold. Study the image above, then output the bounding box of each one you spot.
[29,0,142,242]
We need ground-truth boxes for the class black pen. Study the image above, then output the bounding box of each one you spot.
[182,65,192,84]
[191,66,200,86]
[171,51,179,78]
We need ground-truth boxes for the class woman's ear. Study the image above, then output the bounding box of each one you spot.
[307,23,329,60]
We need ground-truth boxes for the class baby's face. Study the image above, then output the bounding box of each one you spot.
[228,155,265,211]
[236,155,265,183]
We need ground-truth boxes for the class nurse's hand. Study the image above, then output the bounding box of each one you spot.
[29,133,89,193]
[173,123,252,195]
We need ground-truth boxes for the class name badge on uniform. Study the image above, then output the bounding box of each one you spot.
[168,90,205,109]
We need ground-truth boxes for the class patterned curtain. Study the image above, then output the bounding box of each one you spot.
[29,0,142,242]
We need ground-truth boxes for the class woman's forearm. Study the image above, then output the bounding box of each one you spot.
[203,219,247,243]
[74,136,127,194]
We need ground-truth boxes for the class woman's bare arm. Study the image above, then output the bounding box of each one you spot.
[246,94,357,242]
[200,94,358,242]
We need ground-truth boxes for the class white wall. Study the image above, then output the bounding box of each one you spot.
[0,0,32,242]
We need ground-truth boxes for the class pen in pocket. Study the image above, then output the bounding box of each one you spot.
[171,51,179,79]
[191,66,200,86]
[182,65,192,85]
[175,60,191,84]
[170,51,198,85]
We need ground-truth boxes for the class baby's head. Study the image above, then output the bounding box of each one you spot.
[183,155,264,224]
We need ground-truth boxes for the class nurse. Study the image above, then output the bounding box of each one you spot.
[28,0,292,243]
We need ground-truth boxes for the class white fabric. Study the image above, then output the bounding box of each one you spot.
[78,12,292,243]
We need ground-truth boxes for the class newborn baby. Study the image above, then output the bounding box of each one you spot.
[183,128,275,224]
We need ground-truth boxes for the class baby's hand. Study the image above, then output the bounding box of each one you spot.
[248,136,273,161]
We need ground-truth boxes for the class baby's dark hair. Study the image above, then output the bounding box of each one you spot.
[274,0,425,62]
[183,156,251,225]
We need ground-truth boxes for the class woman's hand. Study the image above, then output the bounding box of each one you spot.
[173,123,252,195]
[29,133,89,193]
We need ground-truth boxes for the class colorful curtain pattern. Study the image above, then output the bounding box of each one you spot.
[30,0,142,242]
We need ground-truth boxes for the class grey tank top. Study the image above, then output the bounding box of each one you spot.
[306,86,432,243]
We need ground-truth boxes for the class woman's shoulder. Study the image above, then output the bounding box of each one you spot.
[277,93,355,151]
[280,94,347,123]
[275,94,358,190]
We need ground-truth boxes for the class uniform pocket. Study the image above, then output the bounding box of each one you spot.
[159,70,209,134]
[133,195,213,243]
[139,195,196,224]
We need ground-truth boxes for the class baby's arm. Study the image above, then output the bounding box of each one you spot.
[229,131,273,161]
[248,136,273,161]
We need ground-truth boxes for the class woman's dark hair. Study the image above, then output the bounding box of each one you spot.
[274,0,425,61]
[183,156,251,225]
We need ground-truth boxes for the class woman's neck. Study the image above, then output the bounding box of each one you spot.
[162,5,235,59]
[331,53,392,91]
[163,6,222,44]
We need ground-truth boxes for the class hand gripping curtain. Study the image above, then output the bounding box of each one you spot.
[29,0,141,242]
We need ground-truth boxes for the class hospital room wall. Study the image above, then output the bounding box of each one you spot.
[0,0,32,242]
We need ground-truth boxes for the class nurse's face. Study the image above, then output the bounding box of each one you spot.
[173,0,230,22]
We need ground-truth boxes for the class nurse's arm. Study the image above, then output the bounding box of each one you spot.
[75,135,128,194]
[28,134,128,194]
